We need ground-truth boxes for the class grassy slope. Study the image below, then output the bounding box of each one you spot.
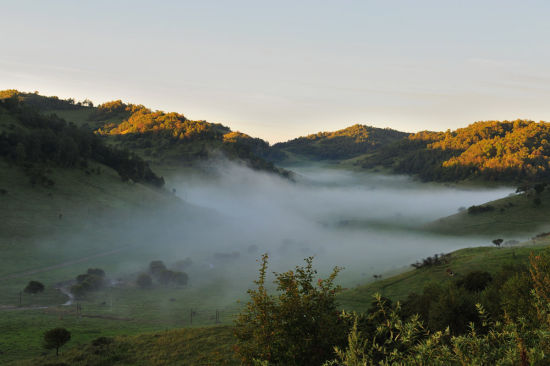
[10,326,238,366]
[425,189,550,237]
[338,238,550,312]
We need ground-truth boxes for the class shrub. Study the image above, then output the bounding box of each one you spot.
[149,260,167,276]
[136,273,153,288]
[24,280,45,294]
[467,204,494,214]
[457,271,493,292]
[234,255,347,366]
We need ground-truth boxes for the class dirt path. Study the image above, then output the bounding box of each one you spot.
[0,246,130,281]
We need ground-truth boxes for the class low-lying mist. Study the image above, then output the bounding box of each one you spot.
[7,160,518,307]
[165,161,514,288]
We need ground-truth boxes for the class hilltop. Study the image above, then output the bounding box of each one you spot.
[360,120,550,183]
[271,124,408,163]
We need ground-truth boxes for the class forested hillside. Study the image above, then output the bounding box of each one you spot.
[360,120,550,182]
[93,99,284,172]
[7,90,550,184]
[271,124,408,161]
[0,90,288,176]
[0,91,164,187]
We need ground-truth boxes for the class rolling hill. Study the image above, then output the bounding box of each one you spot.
[270,124,408,163]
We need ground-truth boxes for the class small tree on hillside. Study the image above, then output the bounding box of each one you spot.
[24,280,45,294]
[43,327,71,356]
[492,239,503,248]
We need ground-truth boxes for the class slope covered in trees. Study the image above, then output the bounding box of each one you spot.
[0,90,287,175]
[0,92,164,187]
[271,124,408,162]
[90,99,284,173]
[360,120,550,182]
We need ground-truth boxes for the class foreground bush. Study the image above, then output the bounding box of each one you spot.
[234,254,348,366]
[324,251,550,365]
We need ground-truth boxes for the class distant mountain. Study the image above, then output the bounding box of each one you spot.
[271,124,408,162]
[361,120,550,183]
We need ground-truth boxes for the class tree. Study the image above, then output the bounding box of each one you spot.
[82,98,94,107]
[457,271,493,292]
[136,273,153,288]
[492,238,504,248]
[87,268,105,277]
[24,280,45,294]
[149,260,167,277]
[43,327,71,356]
[234,254,347,366]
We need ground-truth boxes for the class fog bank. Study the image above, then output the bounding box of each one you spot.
[167,161,514,286]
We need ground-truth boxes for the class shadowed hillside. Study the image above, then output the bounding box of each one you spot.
[271,124,408,163]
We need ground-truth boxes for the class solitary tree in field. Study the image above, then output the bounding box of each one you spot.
[24,280,45,294]
[43,327,71,356]
[492,238,503,248]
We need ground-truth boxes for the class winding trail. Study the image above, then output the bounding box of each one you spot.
[56,285,75,306]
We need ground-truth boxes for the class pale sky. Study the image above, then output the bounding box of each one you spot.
[2,0,550,143]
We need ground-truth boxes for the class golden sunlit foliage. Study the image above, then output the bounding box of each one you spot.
[362,120,550,182]
[97,107,222,141]
[91,100,286,173]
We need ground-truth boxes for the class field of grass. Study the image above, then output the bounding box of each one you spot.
[10,238,550,365]
[10,326,238,366]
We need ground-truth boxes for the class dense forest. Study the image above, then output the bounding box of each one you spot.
[271,124,408,161]
[0,91,164,187]
[360,120,550,182]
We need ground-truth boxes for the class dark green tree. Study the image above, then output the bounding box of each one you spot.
[43,328,71,356]
[24,280,45,294]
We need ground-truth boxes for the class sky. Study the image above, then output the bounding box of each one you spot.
[2,0,550,143]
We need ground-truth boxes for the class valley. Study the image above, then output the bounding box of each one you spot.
[2,91,550,365]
